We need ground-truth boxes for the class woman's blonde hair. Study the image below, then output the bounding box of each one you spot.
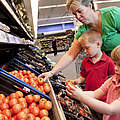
[66,0,94,11]
[111,45,120,62]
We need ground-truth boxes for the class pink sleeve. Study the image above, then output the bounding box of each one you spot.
[99,78,112,93]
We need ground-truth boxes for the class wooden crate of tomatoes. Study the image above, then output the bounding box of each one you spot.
[0,91,52,120]
[0,69,66,120]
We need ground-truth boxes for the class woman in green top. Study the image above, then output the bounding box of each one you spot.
[38,0,120,81]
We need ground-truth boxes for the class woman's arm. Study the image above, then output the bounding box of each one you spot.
[66,85,120,115]
[51,38,82,74]
[38,38,82,81]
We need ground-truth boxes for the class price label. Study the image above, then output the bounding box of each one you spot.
[0,30,8,42]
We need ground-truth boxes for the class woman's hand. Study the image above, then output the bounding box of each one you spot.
[66,84,83,101]
[38,71,54,82]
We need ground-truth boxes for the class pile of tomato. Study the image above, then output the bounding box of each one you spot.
[9,70,50,94]
[0,91,52,120]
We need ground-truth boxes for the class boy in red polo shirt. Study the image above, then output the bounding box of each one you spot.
[66,29,115,102]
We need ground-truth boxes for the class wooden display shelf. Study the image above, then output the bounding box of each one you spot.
[48,80,66,120]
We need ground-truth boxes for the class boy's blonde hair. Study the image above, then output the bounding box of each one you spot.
[66,0,94,11]
[111,45,120,62]
[79,29,102,46]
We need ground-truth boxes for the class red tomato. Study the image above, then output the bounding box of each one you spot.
[31,82,37,88]
[0,103,9,110]
[65,80,76,88]
[22,70,27,75]
[29,102,37,109]
[41,116,50,120]
[39,98,47,109]
[16,111,27,120]
[0,94,5,100]
[43,85,51,93]
[2,109,11,118]
[43,83,49,87]
[31,73,35,78]
[30,107,39,116]
[9,98,18,107]
[19,101,27,109]
[39,109,48,118]
[15,91,23,98]
[22,108,29,114]
[33,95,40,102]
[44,101,52,110]
[18,97,26,103]
[24,78,29,83]
[9,93,18,99]
[38,78,44,85]
[26,113,35,120]
[3,97,9,104]
[25,95,33,104]
[12,104,22,114]
[35,117,41,120]
[0,114,6,120]
[27,71,31,75]
[0,99,3,105]
[10,117,16,120]
[39,86,45,93]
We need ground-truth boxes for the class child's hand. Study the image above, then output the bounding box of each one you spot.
[65,80,76,87]
[66,84,83,100]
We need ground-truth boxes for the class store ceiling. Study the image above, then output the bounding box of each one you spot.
[38,0,120,27]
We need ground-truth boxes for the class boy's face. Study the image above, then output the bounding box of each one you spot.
[81,40,100,58]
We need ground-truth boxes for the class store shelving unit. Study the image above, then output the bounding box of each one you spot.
[0,0,33,43]
[38,32,74,53]
[41,39,71,53]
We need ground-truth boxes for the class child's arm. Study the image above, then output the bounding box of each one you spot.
[66,85,120,115]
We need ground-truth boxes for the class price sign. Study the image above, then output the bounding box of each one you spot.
[0,30,8,43]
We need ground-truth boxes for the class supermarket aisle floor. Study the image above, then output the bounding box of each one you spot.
[46,52,77,80]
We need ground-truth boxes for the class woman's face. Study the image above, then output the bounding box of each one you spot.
[71,3,94,25]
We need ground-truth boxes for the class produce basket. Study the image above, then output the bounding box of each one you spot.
[51,82,98,120]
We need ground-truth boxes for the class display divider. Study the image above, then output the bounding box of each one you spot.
[0,68,50,100]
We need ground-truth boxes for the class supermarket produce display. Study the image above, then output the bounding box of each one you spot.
[0,42,97,120]
[0,44,66,120]
[0,0,97,119]
[0,72,52,119]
